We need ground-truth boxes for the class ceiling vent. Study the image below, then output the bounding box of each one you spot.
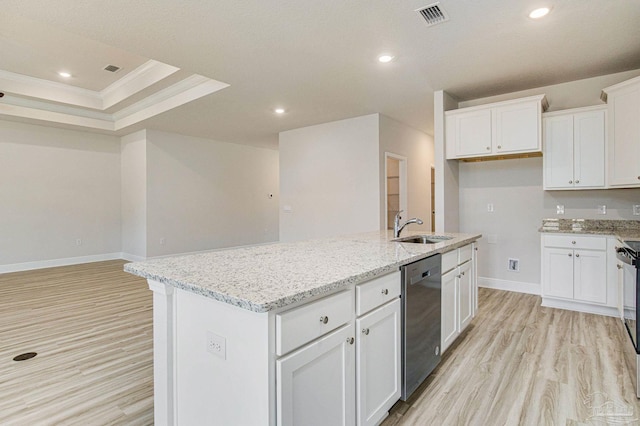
[103,65,121,73]
[416,2,449,26]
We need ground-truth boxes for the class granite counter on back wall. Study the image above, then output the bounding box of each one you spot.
[539,219,640,241]
[124,230,481,313]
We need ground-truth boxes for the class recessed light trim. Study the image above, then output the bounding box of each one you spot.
[274,108,285,114]
[378,55,395,63]
[529,7,550,19]
[58,71,72,78]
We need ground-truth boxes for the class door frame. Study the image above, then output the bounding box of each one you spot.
[384,153,407,230]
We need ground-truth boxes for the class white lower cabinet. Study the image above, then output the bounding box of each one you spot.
[277,324,356,426]
[356,298,401,426]
[441,244,476,354]
[541,234,614,315]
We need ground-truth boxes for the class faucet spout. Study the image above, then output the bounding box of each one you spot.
[393,211,424,238]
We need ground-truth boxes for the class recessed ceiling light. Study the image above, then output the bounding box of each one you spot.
[529,7,550,19]
[274,108,285,114]
[378,55,395,63]
[58,71,72,78]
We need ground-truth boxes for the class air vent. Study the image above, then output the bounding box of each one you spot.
[104,65,121,73]
[416,2,449,26]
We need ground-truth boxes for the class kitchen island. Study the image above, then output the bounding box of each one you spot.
[125,230,481,426]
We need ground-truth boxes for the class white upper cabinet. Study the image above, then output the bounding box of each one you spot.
[543,106,606,190]
[602,76,640,187]
[445,94,547,160]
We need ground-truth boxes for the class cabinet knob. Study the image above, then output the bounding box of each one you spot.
[571,241,576,244]
[461,271,465,276]
[347,337,354,345]
[575,253,580,258]
[319,316,329,324]
[568,253,573,257]
[381,288,389,295]
[497,145,502,149]
[569,180,573,184]
[457,274,462,278]
[362,328,370,335]
[575,180,580,184]
[618,264,623,269]
[486,147,490,151]
[637,176,640,180]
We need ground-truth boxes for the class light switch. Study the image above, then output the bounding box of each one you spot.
[597,205,607,215]
[487,203,494,213]
[633,205,640,216]
[556,205,565,215]
[283,205,292,212]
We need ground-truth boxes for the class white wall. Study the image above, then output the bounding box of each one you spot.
[279,114,381,242]
[145,130,279,257]
[121,130,147,260]
[434,90,460,233]
[457,70,640,294]
[379,115,433,232]
[0,121,121,271]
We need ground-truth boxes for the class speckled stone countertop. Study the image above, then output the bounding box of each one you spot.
[124,230,481,313]
[539,219,640,241]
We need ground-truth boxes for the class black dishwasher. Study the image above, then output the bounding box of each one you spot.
[401,253,442,400]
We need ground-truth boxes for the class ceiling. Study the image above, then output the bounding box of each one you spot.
[1,0,640,149]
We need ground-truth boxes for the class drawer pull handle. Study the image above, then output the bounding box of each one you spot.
[362,328,370,335]
[347,337,354,345]
[571,241,576,244]
[319,316,329,324]
[381,288,389,295]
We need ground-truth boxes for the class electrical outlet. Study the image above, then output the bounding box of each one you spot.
[487,203,494,213]
[556,205,565,215]
[76,238,82,246]
[633,205,640,216]
[597,205,607,215]
[206,331,226,360]
[508,258,520,272]
[283,205,292,213]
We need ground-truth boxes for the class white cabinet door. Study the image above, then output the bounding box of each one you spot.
[277,324,355,426]
[356,299,401,426]
[544,114,574,189]
[543,247,574,299]
[441,269,457,353]
[446,108,492,158]
[573,249,607,304]
[493,100,540,154]
[458,261,473,331]
[574,109,605,188]
[609,83,640,186]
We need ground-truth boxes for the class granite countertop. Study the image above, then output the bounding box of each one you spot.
[539,219,640,241]
[124,230,481,313]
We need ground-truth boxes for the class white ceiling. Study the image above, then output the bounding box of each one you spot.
[1,0,640,149]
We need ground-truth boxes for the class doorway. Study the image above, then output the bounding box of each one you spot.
[385,153,407,230]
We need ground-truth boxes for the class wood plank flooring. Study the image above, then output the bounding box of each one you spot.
[382,288,640,426]
[2,262,639,425]
[0,260,153,425]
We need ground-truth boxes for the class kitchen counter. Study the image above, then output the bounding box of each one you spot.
[539,219,640,241]
[124,230,481,313]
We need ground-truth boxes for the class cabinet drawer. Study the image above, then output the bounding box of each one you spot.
[276,290,353,356]
[442,250,458,274]
[356,271,401,316]
[458,244,472,264]
[543,234,607,250]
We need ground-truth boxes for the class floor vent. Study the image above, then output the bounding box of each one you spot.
[416,2,449,26]
[104,65,121,73]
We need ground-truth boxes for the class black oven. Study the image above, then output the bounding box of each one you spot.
[617,240,640,398]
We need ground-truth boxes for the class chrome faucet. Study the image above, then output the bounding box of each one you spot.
[394,210,424,238]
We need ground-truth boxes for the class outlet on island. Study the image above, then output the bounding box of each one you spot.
[207,331,226,360]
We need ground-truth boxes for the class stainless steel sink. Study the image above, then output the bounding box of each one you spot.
[393,235,453,244]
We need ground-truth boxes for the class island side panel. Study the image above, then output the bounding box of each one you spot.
[148,280,176,426]
[174,288,273,425]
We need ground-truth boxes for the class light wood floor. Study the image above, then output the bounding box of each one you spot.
[0,260,153,425]
[382,288,640,426]
[2,262,639,425]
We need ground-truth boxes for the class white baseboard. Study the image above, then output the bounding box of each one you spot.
[0,252,125,274]
[541,297,619,317]
[121,253,147,262]
[478,277,541,295]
